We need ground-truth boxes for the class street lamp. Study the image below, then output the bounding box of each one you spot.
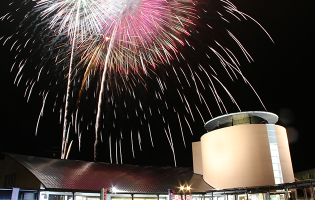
[179,185,191,200]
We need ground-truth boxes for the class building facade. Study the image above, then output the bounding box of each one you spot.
[192,111,295,189]
[1,111,313,200]
[0,153,211,200]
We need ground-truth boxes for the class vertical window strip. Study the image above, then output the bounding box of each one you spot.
[266,124,283,184]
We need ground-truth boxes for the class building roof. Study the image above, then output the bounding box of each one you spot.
[204,111,278,132]
[5,153,212,193]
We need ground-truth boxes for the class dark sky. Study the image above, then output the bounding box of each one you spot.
[0,0,314,173]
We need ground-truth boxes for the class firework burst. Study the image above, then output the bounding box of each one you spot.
[1,0,272,166]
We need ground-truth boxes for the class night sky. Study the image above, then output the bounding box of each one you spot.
[0,0,314,173]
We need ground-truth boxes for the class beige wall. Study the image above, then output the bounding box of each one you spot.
[192,141,203,175]
[193,124,294,189]
[275,125,295,183]
[0,156,41,190]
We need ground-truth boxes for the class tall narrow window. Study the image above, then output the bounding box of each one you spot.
[266,124,283,184]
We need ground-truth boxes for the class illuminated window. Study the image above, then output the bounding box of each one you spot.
[266,124,283,184]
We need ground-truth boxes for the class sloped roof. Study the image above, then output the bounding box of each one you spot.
[5,153,212,193]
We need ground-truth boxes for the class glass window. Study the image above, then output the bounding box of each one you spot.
[274,178,282,184]
[111,198,132,200]
[270,143,278,150]
[49,195,73,200]
[273,163,280,170]
[274,170,280,177]
[270,195,280,200]
[269,137,277,143]
[218,196,224,200]
[86,198,100,200]
[75,196,86,200]
[271,149,279,156]
[271,156,280,163]
[266,124,275,130]
[268,130,276,137]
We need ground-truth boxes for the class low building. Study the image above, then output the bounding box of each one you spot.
[0,153,211,200]
[1,111,314,200]
[295,169,315,181]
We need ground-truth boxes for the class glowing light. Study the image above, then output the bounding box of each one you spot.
[179,185,191,191]
[112,187,118,193]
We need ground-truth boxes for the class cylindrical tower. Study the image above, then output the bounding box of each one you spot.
[192,111,294,189]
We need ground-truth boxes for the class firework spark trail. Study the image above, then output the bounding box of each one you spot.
[1,0,273,165]
[164,125,177,166]
[176,111,186,148]
[35,91,49,136]
[130,129,135,158]
[62,0,81,160]
[94,24,116,160]
[147,122,154,147]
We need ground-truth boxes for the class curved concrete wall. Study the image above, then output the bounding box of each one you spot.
[275,125,295,183]
[196,124,294,189]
